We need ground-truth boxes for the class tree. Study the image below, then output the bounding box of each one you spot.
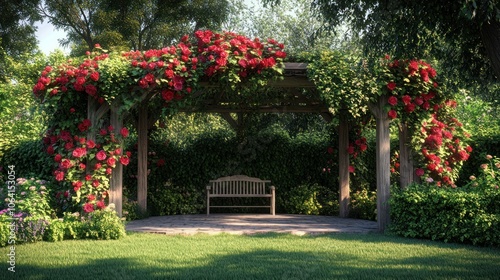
[0,0,41,57]
[225,0,354,55]
[265,0,499,82]
[0,50,66,158]
[39,0,230,54]
[0,0,42,82]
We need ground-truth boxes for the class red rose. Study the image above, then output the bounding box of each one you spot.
[47,145,55,155]
[87,194,96,201]
[386,82,397,91]
[388,96,398,106]
[85,174,92,181]
[359,144,367,152]
[401,95,411,105]
[100,128,107,136]
[92,179,100,187]
[388,110,397,119]
[404,104,416,113]
[87,139,96,148]
[107,157,116,167]
[90,71,99,82]
[120,156,130,166]
[327,147,334,154]
[157,159,166,167]
[54,154,62,162]
[415,168,425,177]
[96,150,107,161]
[162,89,174,101]
[414,97,424,105]
[85,84,97,96]
[83,203,94,213]
[72,147,87,158]
[348,165,355,173]
[54,170,65,181]
[72,181,82,191]
[106,168,112,175]
[60,159,72,169]
[347,145,355,154]
[95,163,102,170]
[79,163,86,170]
[120,127,129,138]
[96,200,106,210]
[114,148,121,155]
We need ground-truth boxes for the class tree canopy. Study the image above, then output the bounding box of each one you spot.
[39,0,230,55]
[265,0,499,83]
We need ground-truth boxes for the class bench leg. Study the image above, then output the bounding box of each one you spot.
[207,195,210,215]
[271,189,275,215]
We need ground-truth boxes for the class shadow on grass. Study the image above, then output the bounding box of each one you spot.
[12,241,500,280]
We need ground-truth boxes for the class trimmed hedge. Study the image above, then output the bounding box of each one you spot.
[123,127,342,216]
[390,185,500,246]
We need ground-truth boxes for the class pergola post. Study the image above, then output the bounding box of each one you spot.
[370,95,391,232]
[109,108,123,217]
[137,102,148,213]
[399,122,414,189]
[338,109,350,218]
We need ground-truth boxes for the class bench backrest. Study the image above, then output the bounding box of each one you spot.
[208,175,271,195]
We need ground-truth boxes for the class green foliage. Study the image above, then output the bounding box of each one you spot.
[81,206,126,240]
[43,218,65,242]
[0,140,53,180]
[390,184,500,246]
[308,51,370,118]
[0,177,54,220]
[148,183,204,216]
[350,189,377,221]
[282,183,338,215]
[42,0,230,53]
[124,125,342,215]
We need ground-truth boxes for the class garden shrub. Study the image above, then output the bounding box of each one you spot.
[281,183,338,215]
[44,218,65,242]
[0,140,53,179]
[81,206,126,240]
[349,189,377,221]
[390,155,500,246]
[148,183,204,216]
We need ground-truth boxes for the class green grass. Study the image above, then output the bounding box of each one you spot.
[1,232,499,279]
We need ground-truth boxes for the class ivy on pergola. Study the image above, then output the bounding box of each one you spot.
[34,30,471,232]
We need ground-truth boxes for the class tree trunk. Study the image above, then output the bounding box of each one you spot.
[399,122,414,189]
[338,109,350,218]
[481,20,500,79]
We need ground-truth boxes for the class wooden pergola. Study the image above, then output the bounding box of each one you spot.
[100,62,391,232]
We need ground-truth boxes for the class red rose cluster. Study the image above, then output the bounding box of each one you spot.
[43,122,132,213]
[382,56,471,187]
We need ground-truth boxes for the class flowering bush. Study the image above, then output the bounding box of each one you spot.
[379,57,471,187]
[32,30,286,215]
[466,155,500,191]
[0,178,54,219]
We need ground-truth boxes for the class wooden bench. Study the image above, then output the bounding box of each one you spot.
[206,175,275,215]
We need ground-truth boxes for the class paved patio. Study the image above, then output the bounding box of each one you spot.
[126,214,379,235]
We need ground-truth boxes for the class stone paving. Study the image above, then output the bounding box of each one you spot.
[126,214,379,235]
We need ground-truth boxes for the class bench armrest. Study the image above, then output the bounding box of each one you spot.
[206,185,211,191]
[270,185,275,190]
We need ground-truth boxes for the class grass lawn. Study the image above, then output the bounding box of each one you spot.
[1,232,499,279]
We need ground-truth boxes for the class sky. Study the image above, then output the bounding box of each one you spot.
[35,20,69,55]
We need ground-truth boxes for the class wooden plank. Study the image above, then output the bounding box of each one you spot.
[137,102,148,214]
[338,109,350,218]
[399,122,414,189]
[109,109,123,217]
[371,95,391,232]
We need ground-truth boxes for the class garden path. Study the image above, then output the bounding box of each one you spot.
[126,214,379,235]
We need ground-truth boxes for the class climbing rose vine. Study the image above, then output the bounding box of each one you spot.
[381,56,471,187]
[33,30,286,213]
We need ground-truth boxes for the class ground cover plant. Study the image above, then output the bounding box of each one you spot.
[0,232,499,279]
